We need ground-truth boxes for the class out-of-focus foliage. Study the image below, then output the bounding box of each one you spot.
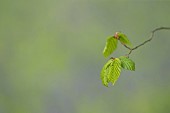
[0,0,170,113]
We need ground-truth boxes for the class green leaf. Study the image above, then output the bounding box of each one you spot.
[108,58,122,85]
[119,56,135,71]
[101,58,122,87]
[103,36,118,57]
[118,33,132,47]
[100,59,114,87]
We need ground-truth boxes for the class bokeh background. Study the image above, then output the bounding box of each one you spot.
[0,0,170,113]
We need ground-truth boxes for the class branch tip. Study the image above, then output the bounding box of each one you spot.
[123,27,170,56]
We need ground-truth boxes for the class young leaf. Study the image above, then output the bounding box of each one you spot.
[100,59,114,86]
[108,58,122,85]
[103,36,118,57]
[118,33,132,47]
[119,56,135,71]
[101,58,122,86]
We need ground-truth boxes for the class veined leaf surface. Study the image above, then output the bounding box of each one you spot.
[119,56,135,71]
[118,33,132,47]
[103,36,118,57]
[100,59,114,86]
[108,58,121,85]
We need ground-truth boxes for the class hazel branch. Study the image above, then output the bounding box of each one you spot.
[122,27,170,57]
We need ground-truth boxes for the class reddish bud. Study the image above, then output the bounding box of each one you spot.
[114,32,119,39]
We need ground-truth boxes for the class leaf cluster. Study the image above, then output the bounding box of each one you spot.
[101,56,135,87]
[101,27,170,87]
[101,32,135,86]
[103,32,132,57]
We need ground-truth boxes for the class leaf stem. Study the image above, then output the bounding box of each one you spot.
[123,27,170,57]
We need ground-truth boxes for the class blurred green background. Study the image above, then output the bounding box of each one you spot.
[0,0,170,113]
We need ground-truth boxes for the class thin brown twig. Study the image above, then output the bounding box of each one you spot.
[122,27,170,57]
